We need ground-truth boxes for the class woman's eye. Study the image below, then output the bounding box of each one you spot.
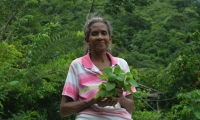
[102,32,107,35]
[91,32,97,36]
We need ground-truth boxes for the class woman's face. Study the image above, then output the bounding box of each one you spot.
[86,22,112,52]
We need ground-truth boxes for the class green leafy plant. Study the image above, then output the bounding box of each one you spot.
[96,65,138,99]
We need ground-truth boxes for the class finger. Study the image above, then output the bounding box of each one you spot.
[116,89,123,97]
[107,98,118,105]
[111,100,117,106]
[105,99,116,107]
[104,98,113,103]
[117,88,123,93]
[117,91,123,96]
[114,97,122,103]
[97,98,110,107]
[96,97,102,101]
[116,87,123,93]
[101,98,107,102]
[101,98,115,107]
[97,101,105,107]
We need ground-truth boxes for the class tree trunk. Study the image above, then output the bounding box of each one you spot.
[89,0,95,13]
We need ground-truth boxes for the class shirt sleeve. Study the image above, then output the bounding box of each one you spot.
[62,62,79,101]
[121,59,137,96]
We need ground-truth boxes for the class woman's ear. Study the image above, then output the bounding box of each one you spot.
[109,36,112,42]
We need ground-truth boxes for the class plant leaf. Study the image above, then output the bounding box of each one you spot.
[98,83,104,90]
[124,78,128,85]
[99,89,106,98]
[9,81,19,85]
[108,73,117,81]
[102,67,112,75]
[98,74,108,80]
[125,85,134,94]
[113,88,117,96]
[127,79,138,87]
[123,87,127,91]
[126,72,133,79]
[106,88,116,97]
[194,107,200,119]
[114,65,123,74]
[95,92,100,98]
[106,82,116,91]
[117,73,126,81]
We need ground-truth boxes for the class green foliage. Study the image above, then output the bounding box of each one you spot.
[0,41,22,67]
[0,54,76,119]
[28,22,84,66]
[137,68,159,88]
[7,111,46,120]
[1,0,200,119]
[133,110,161,120]
[104,0,153,14]
[156,30,200,94]
[167,90,200,120]
[96,66,138,99]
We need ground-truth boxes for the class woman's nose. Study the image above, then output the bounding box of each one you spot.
[97,33,103,39]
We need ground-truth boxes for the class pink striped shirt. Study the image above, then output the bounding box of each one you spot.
[62,52,136,119]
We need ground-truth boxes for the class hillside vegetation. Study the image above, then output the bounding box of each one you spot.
[0,0,200,119]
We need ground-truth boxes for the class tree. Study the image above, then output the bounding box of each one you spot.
[0,0,38,43]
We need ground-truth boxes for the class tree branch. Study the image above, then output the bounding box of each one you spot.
[89,0,95,13]
[0,5,23,42]
[5,30,13,44]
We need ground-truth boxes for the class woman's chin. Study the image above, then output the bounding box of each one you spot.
[94,48,107,52]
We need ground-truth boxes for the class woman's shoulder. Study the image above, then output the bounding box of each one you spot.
[114,57,128,64]
[70,56,83,66]
[114,57,130,72]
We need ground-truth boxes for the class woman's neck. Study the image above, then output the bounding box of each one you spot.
[90,51,111,71]
[90,51,109,63]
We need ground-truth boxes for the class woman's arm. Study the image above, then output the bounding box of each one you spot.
[60,95,119,117]
[119,94,134,114]
[115,85,134,114]
[60,96,97,117]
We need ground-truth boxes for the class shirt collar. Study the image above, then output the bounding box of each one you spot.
[81,52,118,69]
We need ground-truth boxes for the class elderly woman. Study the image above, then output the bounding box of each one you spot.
[60,15,136,120]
